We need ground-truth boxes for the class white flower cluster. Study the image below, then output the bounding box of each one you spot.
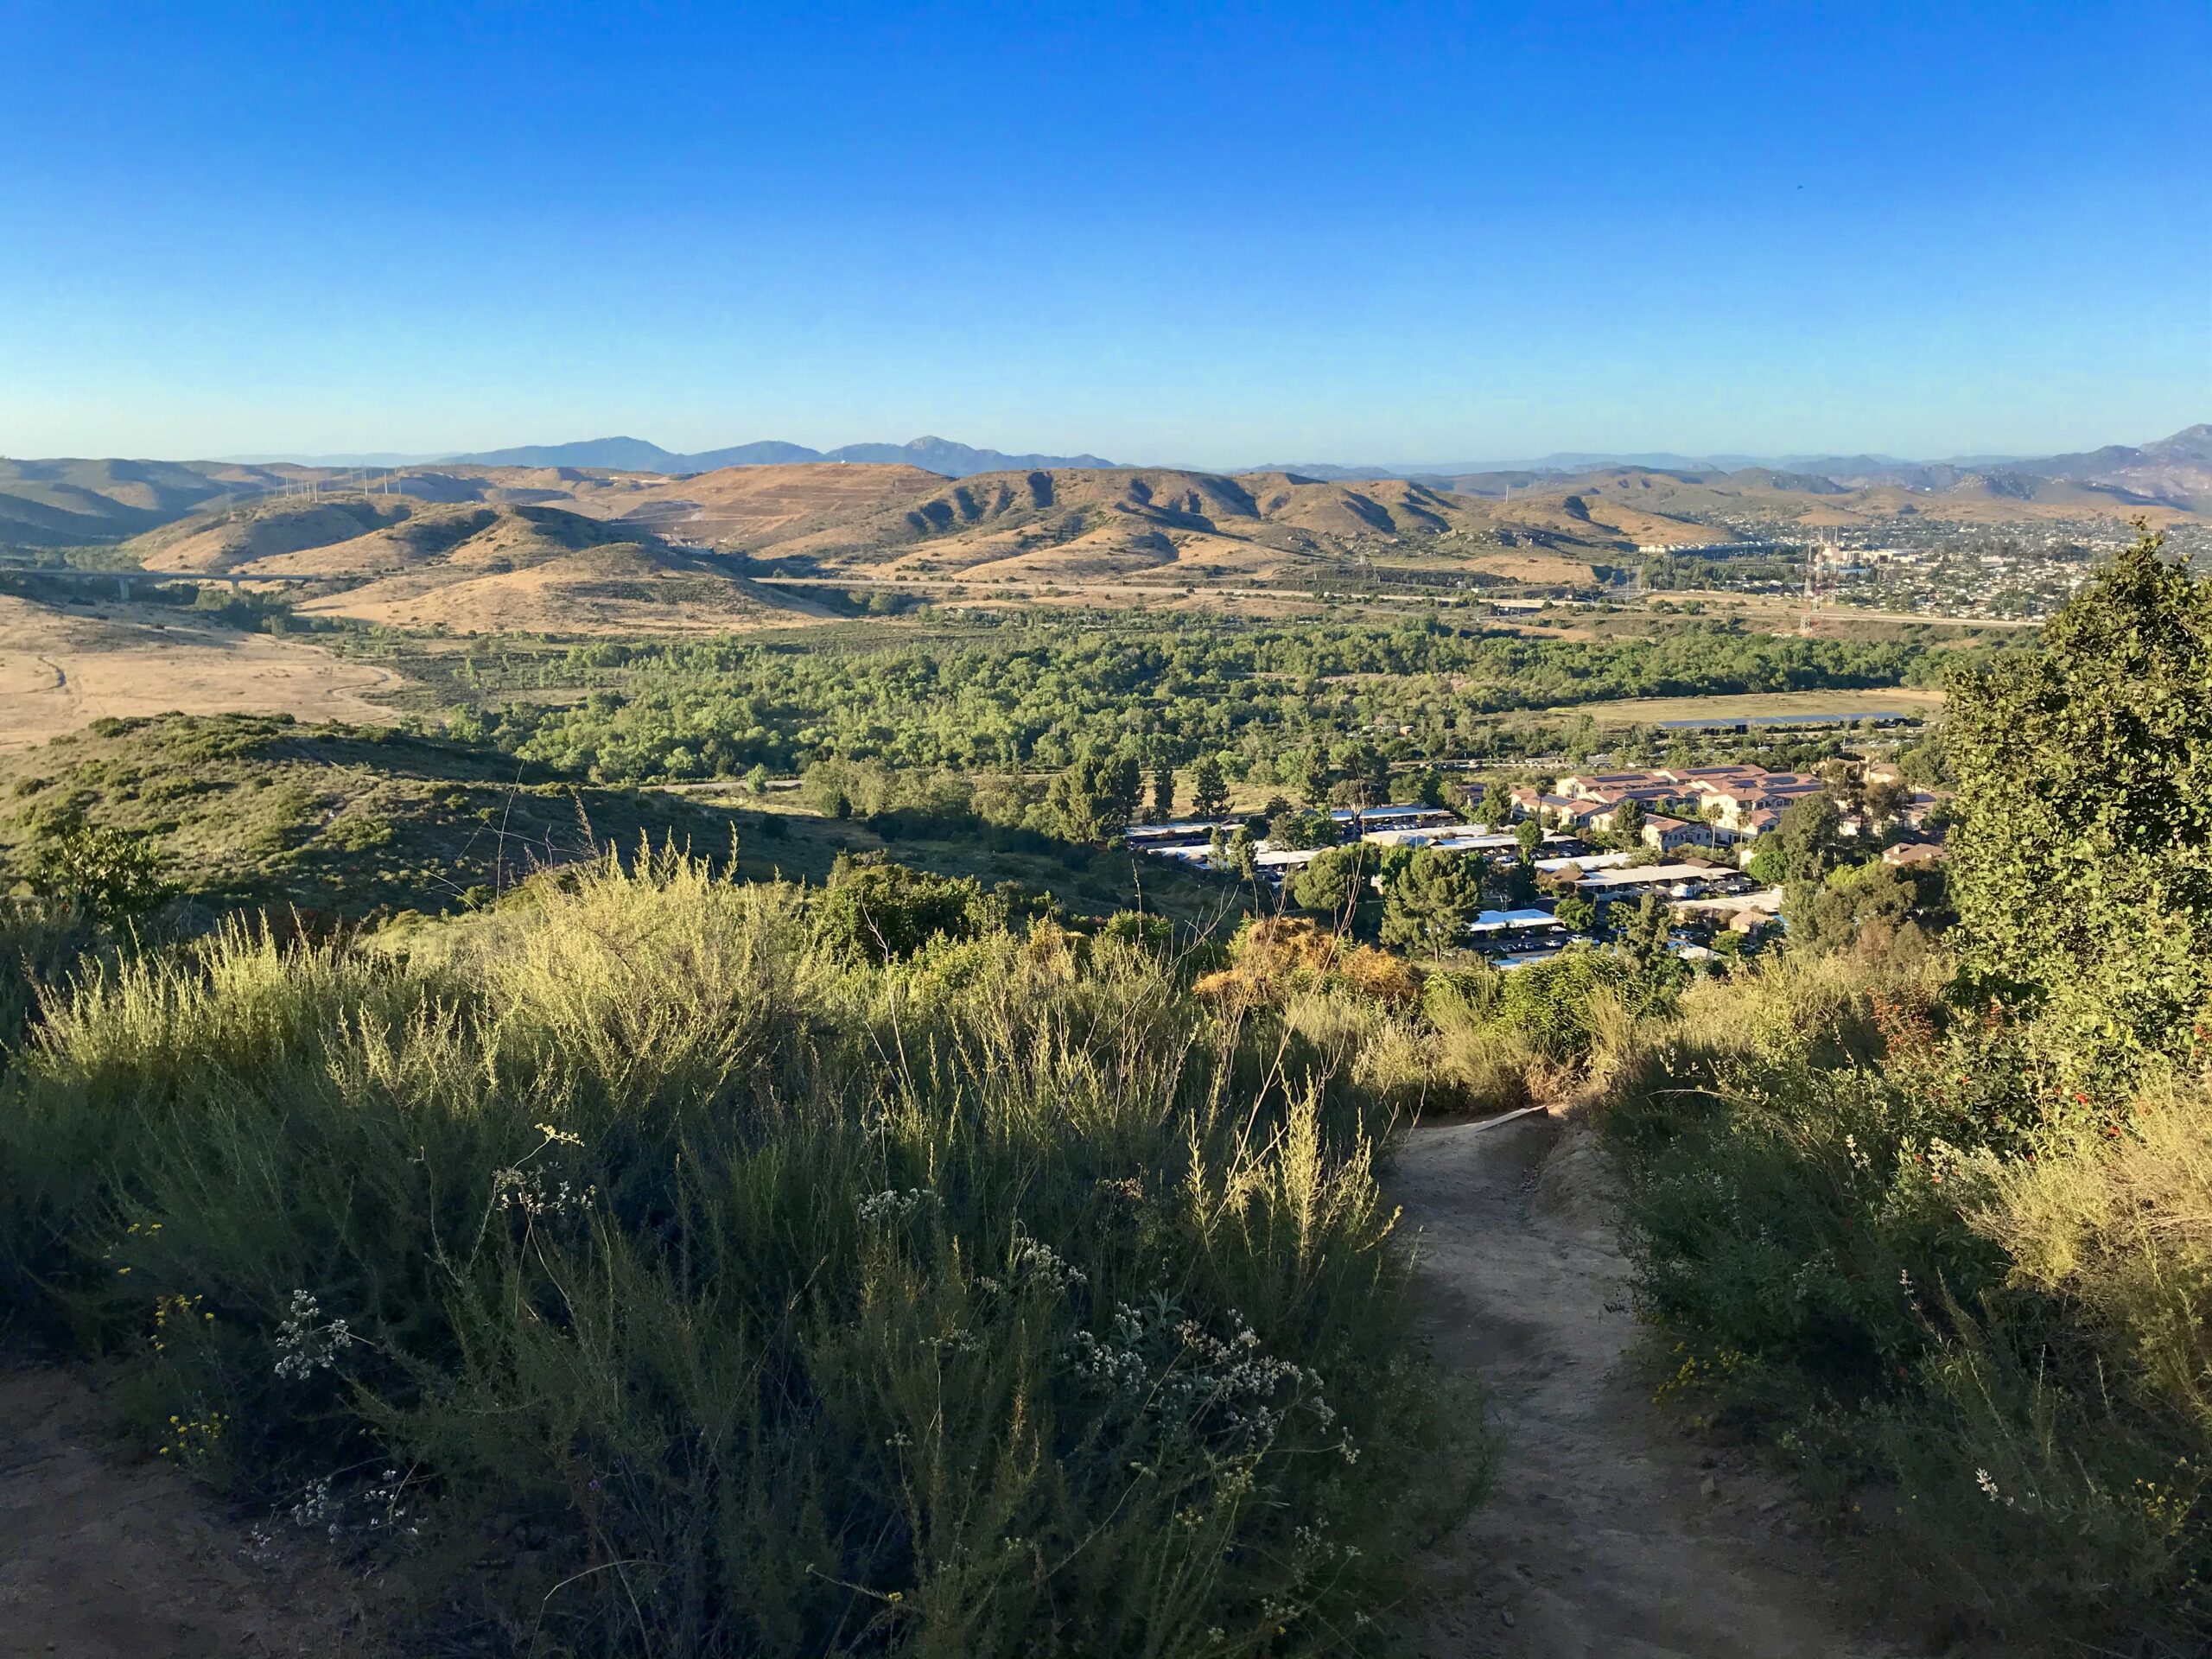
[1069,1298,1351,1459]
[492,1165,597,1219]
[290,1475,337,1532]
[1007,1231,1088,1294]
[857,1187,938,1225]
[287,1468,421,1541]
[273,1289,353,1380]
[1069,1302,1154,1391]
[364,1466,420,1535]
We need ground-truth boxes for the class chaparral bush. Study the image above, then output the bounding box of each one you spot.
[0,849,1472,1657]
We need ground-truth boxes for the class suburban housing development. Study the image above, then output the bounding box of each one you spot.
[1123,757,1951,969]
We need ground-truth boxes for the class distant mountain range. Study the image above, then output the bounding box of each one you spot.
[1255,425,2212,491]
[201,426,2212,503]
[435,435,1120,477]
[9,426,2202,555]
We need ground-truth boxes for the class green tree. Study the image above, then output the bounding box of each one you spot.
[1946,526,2212,1071]
[1297,747,1334,808]
[1515,818,1544,860]
[1492,855,1537,907]
[1745,838,1789,886]
[1327,741,1382,807]
[802,760,856,819]
[1271,809,1340,852]
[1372,842,1416,892]
[1610,797,1646,846]
[1777,793,1842,881]
[1553,891,1598,934]
[1192,754,1230,821]
[1786,860,1919,957]
[1896,732,1949,788]
[1614,892,1676,978]
[1048,747,1141,842]
[1227,827,1261,883]
[813,853,1002,963]
[1476,780,1513,830]
[1150,762,1177,822]
[1289,845,1367,920]
[1381,847,1481,960]
[1863,776,1908,828]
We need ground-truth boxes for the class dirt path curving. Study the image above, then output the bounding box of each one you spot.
[0,1367,380,1658]
[1390,1107,1897,1659]
[0,595,406,750]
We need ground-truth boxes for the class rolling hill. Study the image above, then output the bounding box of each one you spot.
[212,456,2192,596]
[118,496,830,634]
[0,457,308,547]
[696,465,1599,582]
[0,713,763,918]
[10,425,2202,590]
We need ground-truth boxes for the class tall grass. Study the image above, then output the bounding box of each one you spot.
[0,853,1465,1656]
[1603,946,2212,1655]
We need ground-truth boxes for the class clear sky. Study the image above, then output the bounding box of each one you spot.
[2,1,2206,466]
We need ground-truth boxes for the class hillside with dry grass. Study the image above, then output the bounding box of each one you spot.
[120,496,831,634]
[15,448,2202,631]
[0,456,314,546]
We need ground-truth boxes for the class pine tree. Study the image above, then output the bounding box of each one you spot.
[1192,755,1230,821]
[1048,747,1142,842]
[1381,848,1481,960]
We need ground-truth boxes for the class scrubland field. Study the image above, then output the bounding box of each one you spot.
[0,525,2204,1656]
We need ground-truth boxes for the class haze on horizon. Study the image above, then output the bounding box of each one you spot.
[2,2,2205,468]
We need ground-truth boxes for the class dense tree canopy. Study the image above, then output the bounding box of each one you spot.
[1947,528,2212,1073]
[480,617,1947,785]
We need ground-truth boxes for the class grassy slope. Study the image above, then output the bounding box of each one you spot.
[0,713,1237,928]
[0,856,1459,1656]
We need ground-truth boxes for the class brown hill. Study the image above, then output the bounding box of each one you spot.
[29,446,2198,604]
[0,457,307,547]
[293,543,821,635]
[662,464,1587,583]
[1425,464,2196,540]
[604,461,949,543]
[134,498,419,572]
[124,497,828,635]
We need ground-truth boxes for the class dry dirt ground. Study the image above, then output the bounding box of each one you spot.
[1391,1106,1899,1659]
[0,596,403,749]
[0,1369,380,1658]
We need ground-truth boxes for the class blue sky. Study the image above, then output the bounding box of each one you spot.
[2,1,2206,465]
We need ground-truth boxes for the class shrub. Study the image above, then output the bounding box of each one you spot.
[813,851,1005,963]
[22,823,172,918]
[1496,946,1664,1062]
[0,853,1465,1656]
[1605,945,2212,1652]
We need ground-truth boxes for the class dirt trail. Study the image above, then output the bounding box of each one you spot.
[0,595,405,750]
[1392,1108,1896,1659]
[0,1368,377,1658]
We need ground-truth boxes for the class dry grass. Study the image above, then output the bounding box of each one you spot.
[1541,685,1948,728]
[0,594,404,750]
[0,855,1469,1655]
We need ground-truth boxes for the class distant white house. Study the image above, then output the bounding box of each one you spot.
[1467,907,1566,938]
